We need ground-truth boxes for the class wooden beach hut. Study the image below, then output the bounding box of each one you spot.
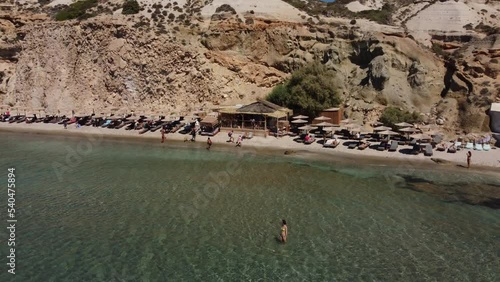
[490,103,500,133]
[218,100,292,136]
[200,115,221,136]
[318,107,343,125]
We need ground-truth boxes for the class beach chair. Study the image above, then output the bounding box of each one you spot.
[454,141,462,151]
[431,135,443,147]
[465,142,473,149]
[424,144,433,156]
[348,142,358,149]
[358,141,370,150]
[388,141,398,152]
[447,146,457,153]
[483,144,491,151]
[376,142,386,151]
[474,144,483,151]
[323,139,339,148]
[101,119,112,128]
[304,134,316,145]
[436,143,447,151]
[412,144,421,154]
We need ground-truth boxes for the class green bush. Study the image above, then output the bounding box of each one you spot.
[266,63,342,117]
[122,0,140,15]
[55,0,98,21]
[357,4,394,25]
[379,107,421,128]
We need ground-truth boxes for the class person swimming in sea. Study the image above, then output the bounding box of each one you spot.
[280,219,288,243]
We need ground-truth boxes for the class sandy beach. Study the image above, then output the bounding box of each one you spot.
[1,122,499,172]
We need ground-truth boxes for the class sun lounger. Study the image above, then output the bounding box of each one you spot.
[432,135,443,146]
[465,142,473,149]
[388,141,398,152]
[304,138,315,144]
[323,139,339,148]
[101,119,112,128]
[483,144,491,151]
[436,143,447,151]
[348,142,358,149]
[424,144,433,156]
[412,144,420,154]
[358,141,370,150]
[447,146,457,153]
[376,142,386,151]
[474,144,483,151]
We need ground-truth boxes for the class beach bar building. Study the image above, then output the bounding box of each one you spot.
[490,103,500,133]
[218,100,292,136]
[314,107,343,125]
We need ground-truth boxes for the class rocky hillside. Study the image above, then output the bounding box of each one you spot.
[0,0,498,133]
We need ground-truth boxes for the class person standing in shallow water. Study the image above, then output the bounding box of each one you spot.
[280,219,288,243]
[467,151,472,168]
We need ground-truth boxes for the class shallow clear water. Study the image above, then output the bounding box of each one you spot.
[0,132,499,281]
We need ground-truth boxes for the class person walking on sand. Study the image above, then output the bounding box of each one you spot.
[191,127,196,142]
[467,151,472,169]
[280,219,288,243]
[236,135,242,147]
[206,137,212,150]
[63,119,67,129]
[227,130,234,143]
[161,128,166,143]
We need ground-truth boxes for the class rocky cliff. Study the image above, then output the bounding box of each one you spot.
[0,0,498,133]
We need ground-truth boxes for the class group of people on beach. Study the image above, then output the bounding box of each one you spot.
[227,130,243,147]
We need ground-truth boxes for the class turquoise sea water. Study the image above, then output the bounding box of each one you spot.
[0,132,499,281]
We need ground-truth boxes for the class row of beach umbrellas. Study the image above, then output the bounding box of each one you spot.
[291,114,444,141]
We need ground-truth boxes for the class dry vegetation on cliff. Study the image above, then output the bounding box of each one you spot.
[0,0,498,133]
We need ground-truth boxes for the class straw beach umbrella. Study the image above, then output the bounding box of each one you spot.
[314,116,331,121]
[16,106,28,116]
[378,130,400,136]
[351,126,371,134]
[315,121,335,127]
[372,121,384,127]
[373,126,392,132]
[399,127,418,133]
[378,130,399,135]
[418,124,437,131]
[410,133,432,141]
[291,119,308,124]
[322,127,337,132]
[298,125,318,131]
[33,107,45,116]
[344,123,361,130]
[293,115,309,119]
[395,122,414,127]
[399,127,419,139]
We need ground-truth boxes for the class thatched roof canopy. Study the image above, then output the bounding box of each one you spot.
[201,116,218,126]
[237,100,284,114]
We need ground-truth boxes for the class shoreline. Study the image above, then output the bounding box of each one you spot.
[1,122,500,175]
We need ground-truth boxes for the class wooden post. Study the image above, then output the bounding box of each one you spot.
[264,115,267,137]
